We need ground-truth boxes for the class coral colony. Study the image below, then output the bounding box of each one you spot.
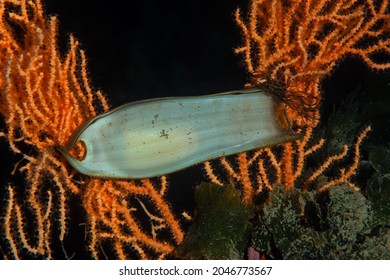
[0,0,182,259]
[205,0,388,200]
[0,0,389,259]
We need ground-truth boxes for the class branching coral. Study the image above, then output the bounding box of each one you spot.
[0,0,183,259]
[205,125,371,204]
[0,0,105,258]
[205,0,389,202]
[235,0,390,127]
[83,177,183,259]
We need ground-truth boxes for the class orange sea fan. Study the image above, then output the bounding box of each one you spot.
[205,0,389,203]
[84,177,183,259]
[0,0,183,259]
[0,0,105,258]
[205,125,371,204]
[235,0,390,127]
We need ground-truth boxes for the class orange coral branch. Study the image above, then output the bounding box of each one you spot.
[235,0,389,126]
[1,0,183,259]
[318,125,371,191]
[204,125,371,201]
[203,0,389,203]
[0,0,100,258]
[83,177,183,259]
